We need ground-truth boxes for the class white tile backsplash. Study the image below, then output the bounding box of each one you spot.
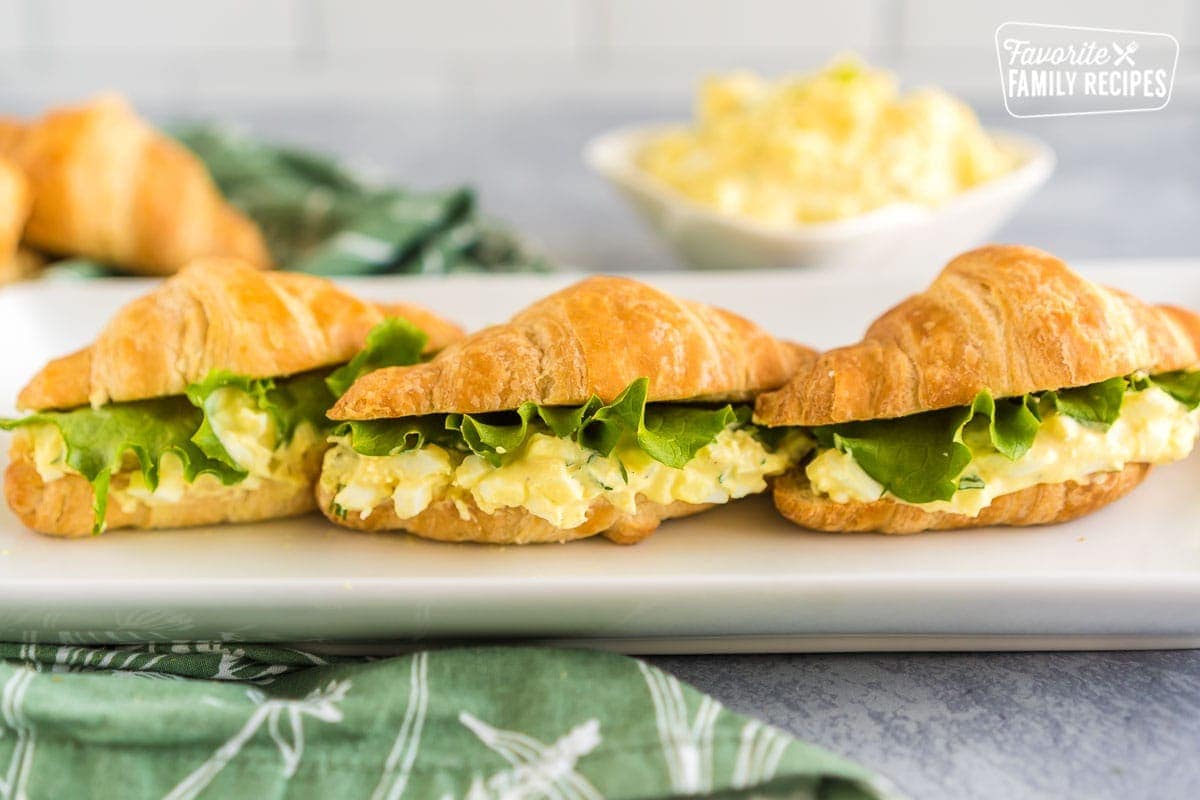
[42,0,298,51]
[604,0,883,50]
[900,0,1189,49]
[0,0,1192,107]
[190,53,454,106]
[0,0,19,50]
[320,0,581,54]
[452,49,867,108]
[0,54,205,114]
[0,0,23,50]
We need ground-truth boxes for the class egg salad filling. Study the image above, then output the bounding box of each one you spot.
[324,377,812,529]
[638,56,1018,225]
[799,372,1200,517]
[324,426,808,528]
[117,386,324,507]
[19,393,323,512]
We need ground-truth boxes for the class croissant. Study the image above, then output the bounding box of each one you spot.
[332,275,810,419]
[0,156,40,285]
[0,119,24,155]
[0,96,270,276]
[321,275,814,544]
[756,245,1200,533]
[0,248,43,286]
[4,258,464,536]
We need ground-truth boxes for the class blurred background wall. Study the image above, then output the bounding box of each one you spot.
[0,0,1195,110]
[1,0,1195,267]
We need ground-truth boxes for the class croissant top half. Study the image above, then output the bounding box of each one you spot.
[17,258,463,411]
[330,275,814,420]
[755,245,1200,427]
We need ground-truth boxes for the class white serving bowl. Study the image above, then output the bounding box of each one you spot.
[584,124,1055,273]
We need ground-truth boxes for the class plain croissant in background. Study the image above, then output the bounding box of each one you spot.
[0,156,41,285]
[0,95,270,276]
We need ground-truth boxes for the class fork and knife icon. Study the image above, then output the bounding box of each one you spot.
[1112,41,1138,67]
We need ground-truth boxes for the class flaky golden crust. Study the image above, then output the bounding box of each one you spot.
[756,245,1200,427]
[0,156,30,252]
[315,477,711,544]
[331,275,814,420]
[0,156,35,285]
[17,258,462,411]
[771,463,1151,534]
[0,119,25,155]
[0,95,270,276]
[4,436,323,537]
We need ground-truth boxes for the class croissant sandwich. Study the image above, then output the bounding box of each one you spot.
[0,95,270,275]
[755,245,1200,534]
[1,258,463,536]
[320,276,815,544]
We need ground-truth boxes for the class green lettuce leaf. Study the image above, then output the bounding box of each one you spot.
[325,317,429,397]
[582,379,743,469]
[813,405,973,504]
[0,399,246,534]
[968,392,1042,460]
[812,390,1045,504]
[268,370,341,439]
[334,415,460,457]
[339,377,748,469]
[810,370,1199,505]
[1150,370,1200,410]
[1041,376,1127,426]
[536,397,604,439]
[446,405,538,465]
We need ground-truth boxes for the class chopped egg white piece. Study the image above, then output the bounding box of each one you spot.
[24,424,69,482]
[205,387,277,477]
[322,444,455,521]
[203,388,322,487]
[807,386,1200,516]
[323,428,809,529]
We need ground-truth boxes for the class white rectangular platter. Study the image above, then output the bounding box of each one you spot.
[2,263,1199,653]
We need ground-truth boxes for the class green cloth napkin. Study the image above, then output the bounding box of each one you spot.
[0,643,898,799]
[47,125,550,278]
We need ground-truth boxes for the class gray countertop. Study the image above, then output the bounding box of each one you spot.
[178,98,1200,799]
[647,651,1200,799]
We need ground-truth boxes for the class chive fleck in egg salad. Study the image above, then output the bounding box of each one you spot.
[638,57,1019,225]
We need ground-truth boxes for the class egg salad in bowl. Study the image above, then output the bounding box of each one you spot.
[585,57,1053,270]
[638,57,1018,225]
